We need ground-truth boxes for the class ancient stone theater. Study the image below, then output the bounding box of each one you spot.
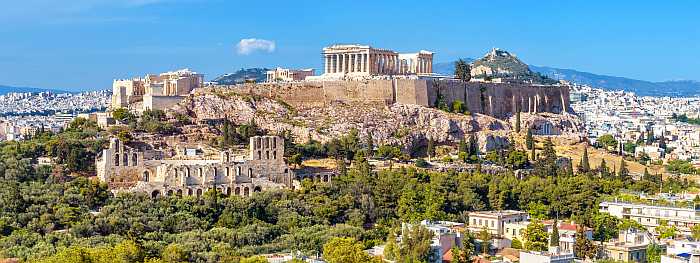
[96,135,294,197]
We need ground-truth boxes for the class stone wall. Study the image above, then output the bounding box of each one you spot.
[227,79,570,118]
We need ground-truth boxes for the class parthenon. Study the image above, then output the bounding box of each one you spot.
[321,44,433,76]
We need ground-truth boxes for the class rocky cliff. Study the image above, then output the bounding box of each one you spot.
[170,87,582,153]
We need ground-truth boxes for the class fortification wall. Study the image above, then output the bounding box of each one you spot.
[227,79,570,119]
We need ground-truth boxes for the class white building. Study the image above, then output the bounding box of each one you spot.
[265,68,314,82]
[519,249,574,263]
[600,201,700,236]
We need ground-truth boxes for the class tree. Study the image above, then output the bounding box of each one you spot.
[523,220,549,251]
[550,220,560,247]
[515,111,521,133]
[478,226,492,255]
[579,146,591,174]
[427,138,435,160]
[692,224,700,241]
[647,243,663,263]
[511,238,523,249]
[323,237,376,263]
[526,129,534,150]
[618,158,630,181]
[452,100,467,114]
[468,134,479,157]
[573,226,595,260]
[454,59,471,82]
[161,243,187,263]
[398,225,436,262]
[365,132,374,158]
[597,134,618,150]
[598,158,609,177]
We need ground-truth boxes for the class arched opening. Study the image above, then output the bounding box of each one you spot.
[226,167,230,177]
[244,187,250,197]
[254,186,262,192]
[151,190,160,198]
[114,154,120,166]
[248,168,253,178]
[273,151,276,160]
[235,187,240,196]
[132,153,138,166]
[186,167,190,177]
[226,187,231,196]
[187,188,193,196]
[176,189,183,196]
[323,174,329,182]
[143,171,150,182]
[266,151,270,160]
[123,154,129,166]
[167,190,174,196]
[198,167,203,176]
[196,188,203,197]
[237,166,241,176]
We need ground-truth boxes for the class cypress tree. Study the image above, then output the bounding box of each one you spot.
[526,129,534,150]
[515,111,521,133]
[366,132,374,157]
[550,220,560,247]
[579,146,590,174]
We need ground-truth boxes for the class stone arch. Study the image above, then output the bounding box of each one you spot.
[226,187,231,196]
[176,189,183,196]
[143,170,150,182]
[151,190,160,198]
[196,188,203,197]
[235,187,240,196]
[244,187,250,197]
[114,154,120,166]
[187,188,193,196]
[167,190,174,196]
[254,186,262,192]
[132,153,138,166]
[123,153,129,166]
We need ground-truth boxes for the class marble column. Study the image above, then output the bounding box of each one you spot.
[324,55,329,74]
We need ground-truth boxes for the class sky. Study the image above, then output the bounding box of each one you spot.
[0,0,698,91]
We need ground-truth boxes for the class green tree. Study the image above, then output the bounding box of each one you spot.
[161,243,187,263]
[573,226,595,260]
[550,221,560,247]
[365,132,374,158]
[323,237,376,263]
[647,243,663,263]
[478,226,492,255]
[454,59,471,82]
[515,111,521,133]
[692,224,700,241]
[597,134,618,150]
[579,146,591,174]
[524,220,549,251]
[526,129,534,150]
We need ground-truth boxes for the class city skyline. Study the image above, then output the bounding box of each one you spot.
[1,1,699,91]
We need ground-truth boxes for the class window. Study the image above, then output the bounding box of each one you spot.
[114,154,120,166]
[132,153,138,166]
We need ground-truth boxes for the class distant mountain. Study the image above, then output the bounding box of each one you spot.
[433,60,700,97]
[528,65,700,97]
[212,68,268,85]
[0,85,69,95]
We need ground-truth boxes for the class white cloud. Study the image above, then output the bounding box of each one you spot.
[236,38,276,55]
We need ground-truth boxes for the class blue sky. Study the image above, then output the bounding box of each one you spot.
[0,0,698,91]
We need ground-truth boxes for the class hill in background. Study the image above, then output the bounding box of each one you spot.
[434,58,700,97]
[0,85,70,95]
[212,68,268,85]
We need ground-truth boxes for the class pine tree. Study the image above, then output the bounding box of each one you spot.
[579,146,590,174]
[531,146,536,161]
[550,220,560,247]
[515,111,521,133]
[526,129,534,150]
[222,120,230,146]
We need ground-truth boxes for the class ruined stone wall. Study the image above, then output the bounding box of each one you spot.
[227,79,570,118]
